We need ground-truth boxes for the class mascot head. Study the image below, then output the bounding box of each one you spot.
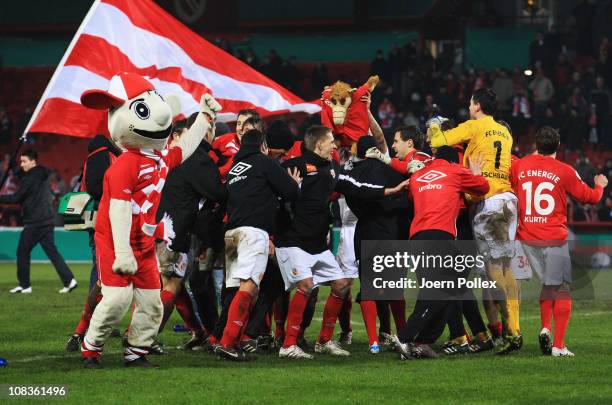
[81,72,180,150]
[328,81,354,126]
[326,75,379,126]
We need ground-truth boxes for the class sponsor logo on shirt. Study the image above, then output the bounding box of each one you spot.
[228,162,252,176]
[415,170,447,183]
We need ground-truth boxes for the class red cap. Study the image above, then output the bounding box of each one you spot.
[81,72,155,110]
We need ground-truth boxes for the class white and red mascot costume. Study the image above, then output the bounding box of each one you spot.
[79,72,221,367]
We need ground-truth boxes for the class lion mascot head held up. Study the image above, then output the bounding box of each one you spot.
[320,75,379,147]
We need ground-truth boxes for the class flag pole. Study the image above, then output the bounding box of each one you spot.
[21,0,102,139]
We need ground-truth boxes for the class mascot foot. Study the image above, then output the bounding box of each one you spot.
[149,340,165,355]
[82,357,103,369]
[124,356,159,368]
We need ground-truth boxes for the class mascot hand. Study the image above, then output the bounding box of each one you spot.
[365,147,391,165]
[408,160,425,174]
[200,94,222,121]
[112,251,138,275]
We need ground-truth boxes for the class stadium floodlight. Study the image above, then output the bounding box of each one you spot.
[524,69,533,76]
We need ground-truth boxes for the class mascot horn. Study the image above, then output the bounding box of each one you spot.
[79,72,221,368]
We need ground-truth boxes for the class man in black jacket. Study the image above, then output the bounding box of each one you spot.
[336,135,411,354]
[1,150,76,294]
[155,115,226,349]
[215,129,301,361]
[276,127,407,359]
[275,125,348,359]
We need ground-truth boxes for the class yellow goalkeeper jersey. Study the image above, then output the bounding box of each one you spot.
[430,115,512,200]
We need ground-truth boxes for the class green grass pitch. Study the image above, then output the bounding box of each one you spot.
[1,263,612,404]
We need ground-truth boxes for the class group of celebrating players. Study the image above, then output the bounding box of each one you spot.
[67,86,607,366]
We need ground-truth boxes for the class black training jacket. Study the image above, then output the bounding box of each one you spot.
[0,165,55,226]
[225,145,299,235]
[337,158,411,258]
[84,134,121,204]
[156,140,226,253]
[276,148,340,254]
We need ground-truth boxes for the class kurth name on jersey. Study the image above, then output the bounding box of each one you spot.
[524,216,548,223]
[517,170,561,183]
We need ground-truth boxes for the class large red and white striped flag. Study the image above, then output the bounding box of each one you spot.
[26,0,320,138]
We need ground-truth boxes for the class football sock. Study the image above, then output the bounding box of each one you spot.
[553,292,572,349]
[376,300,391,335]
[503,268,520,335]
[488,321,503,338]
[175,289,203,334]
[452,335,467,345]
[283,289,309,348]
[158,290,176,333]
[317,293,344,344]
[390,299,406,332]
[75,292,102,335]
[264,312,271,335]
[539,287,555,330]
[359,300,379,346]
[220,291,252,348]
[338,291,353,333]
[539,299,554,331]
[300,288,318,331]
[273,292,289,338]
[81,336,103,359]
[75,302,94,335]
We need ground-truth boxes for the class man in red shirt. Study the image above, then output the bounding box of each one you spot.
[511,126,607,357]
[366,125,431,176]
[212,109,259,158]
[393,146,490,358]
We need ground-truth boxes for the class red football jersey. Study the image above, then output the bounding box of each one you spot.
[409,159,489,238]
[321,84,370,145]
[95,148,182,251]
[212,132,241,178]
[389,149,432,176]
[511,154,604,243]
[212,132,240,158]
